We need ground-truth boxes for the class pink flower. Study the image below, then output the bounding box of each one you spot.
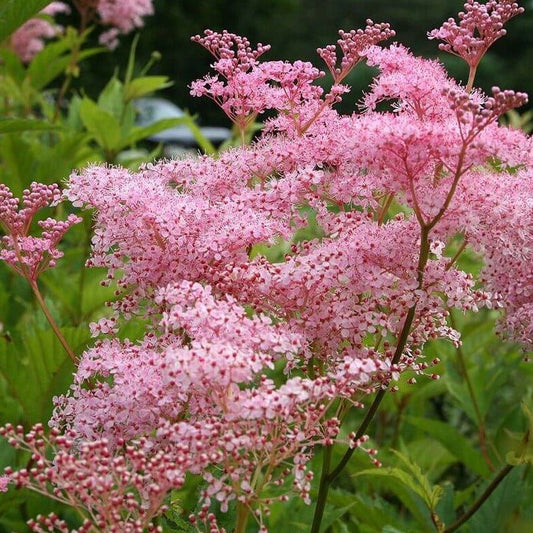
[0,475,9,492]
[0,183,81,281]
[9,2,70,62]
[428,0,524,68]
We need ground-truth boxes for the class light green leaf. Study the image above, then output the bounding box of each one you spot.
[354,470,435,531]
[180,113,217,154]
[79,97,122,151]
[119,117,187,148]
[28,37,105,90]
[97,76,125,119]
[406,416,491,478]
[0,118,60,134]
[124,75,173,102]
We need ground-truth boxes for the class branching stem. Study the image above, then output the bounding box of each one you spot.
[29,279,77,364]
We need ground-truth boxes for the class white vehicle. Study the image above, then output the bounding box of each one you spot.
[135,97,231,147]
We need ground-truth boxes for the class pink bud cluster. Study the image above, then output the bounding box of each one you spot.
[0,423,178,532]
[0,183,81,282]
[9,2,70,62]
[317,20,395,83]
[190,30,333,133]
[428,0,524,68]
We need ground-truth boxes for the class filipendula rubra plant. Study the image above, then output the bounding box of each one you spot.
[1,1,532,532]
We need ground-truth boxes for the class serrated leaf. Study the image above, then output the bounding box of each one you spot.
[356,471,435,531]
[406,416,490,478]
[0,326,87,425]
[353,467,436,530]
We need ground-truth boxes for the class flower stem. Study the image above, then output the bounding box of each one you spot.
[310,226,431,533]
[443,465,513,533]
[466,65,477,93]
[29,279,77,364]
[235,501,251,533]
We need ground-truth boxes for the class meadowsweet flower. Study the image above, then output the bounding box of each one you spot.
[71,0,154,48]
[4,5,533,528]
[0,475,9,492]
[0,183,81,281]
[428,0,524,69]
[317,19,395,83]
[9,2,70,62]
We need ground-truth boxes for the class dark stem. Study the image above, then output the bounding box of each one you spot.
[310,226,430,532]
[310,445,333,533]
[444,427,530,532]
[443,465,513,533]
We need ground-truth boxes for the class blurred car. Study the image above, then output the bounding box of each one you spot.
[135,97,231,149]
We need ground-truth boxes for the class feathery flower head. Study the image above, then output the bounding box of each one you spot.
[317,19,395,83]
[428,0,524,68]
[0,183,81,281]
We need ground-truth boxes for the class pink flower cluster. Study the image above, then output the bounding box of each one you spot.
[2,2,532,530]
[9,2,70,62]
[84,0,155,49]
[0,423,179,532]
[7,1,155,59]
[0,183,81,282]
[190,22,394,135]
[428,0,524,69]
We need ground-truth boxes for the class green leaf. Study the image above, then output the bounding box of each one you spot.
[353,465,436,530]
[463,467,525,533]
[79,97,122,152]
[0,0,53,44]
[97,76,125,120]
[180,113,217,155]
[505,403,533,465]
[0,133,34,195]
[0,48,25,82]
[28,41,105,90]
[0,326,87,425]
[406,416,491,478]
[124,75,173,102]
[119,117,187,148]
[435,482,456,528]
[125,34,140,86]
[319,502,357,532]
[0,118,60,134]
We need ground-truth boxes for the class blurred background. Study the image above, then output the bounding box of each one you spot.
[74,0,533,127]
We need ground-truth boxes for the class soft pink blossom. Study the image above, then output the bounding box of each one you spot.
[9,2,70,62]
